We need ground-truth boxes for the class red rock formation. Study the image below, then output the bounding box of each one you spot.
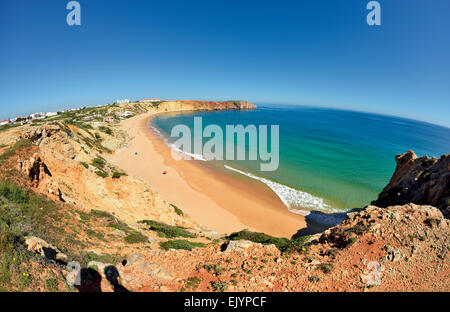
[17,153,63,201]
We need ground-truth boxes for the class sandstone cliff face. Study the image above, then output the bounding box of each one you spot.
[16,153,63,201]
[15,125,200,230]
[156,100,256,112]
[372,151,450,217]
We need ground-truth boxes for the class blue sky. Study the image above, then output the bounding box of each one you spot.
[1,0,449,127]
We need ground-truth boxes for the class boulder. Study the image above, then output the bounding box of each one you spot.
[138,262,174,280]
[127,253,145,266]
[25,236,68,264]
[222,240,254,255]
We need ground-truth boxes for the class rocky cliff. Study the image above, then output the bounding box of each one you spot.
[0,102,449,292]
[156,100,256,112]
[372,151,450,217]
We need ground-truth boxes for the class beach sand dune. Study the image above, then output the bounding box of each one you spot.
[111,112,306,238]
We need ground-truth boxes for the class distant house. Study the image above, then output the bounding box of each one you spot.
[138,99,162,103]
[120,111,133,119]
[115,99,130,104]
[30,113,45,120]
[105,116,114,122]
[0,119,9,126]
[45,112,57,117]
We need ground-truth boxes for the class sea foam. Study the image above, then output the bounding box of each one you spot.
[149,124,207,161]
[149,121,340,215]
[224,165,340,215]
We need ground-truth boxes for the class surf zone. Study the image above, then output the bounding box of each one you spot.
[170,117,279,171]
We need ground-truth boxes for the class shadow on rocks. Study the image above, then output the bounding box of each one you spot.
[104,265,130,293]
[75,268,103,292]
[292,209,359,239]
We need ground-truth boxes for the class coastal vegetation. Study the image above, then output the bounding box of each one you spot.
[124,232,148,244]
[0,139,31,165]
[182,276,202,291]
[227,230,310,254]
[203,264,224,275]
[139,220,196,238]
[0,180,82,291]
[159,240,205,251]
[171,204,184,216]
[211,281,229,292]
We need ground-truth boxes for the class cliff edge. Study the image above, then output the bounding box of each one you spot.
[372,151,450,217]
[0,103,448,292]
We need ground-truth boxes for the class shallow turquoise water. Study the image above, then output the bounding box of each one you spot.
[152,104,450,213]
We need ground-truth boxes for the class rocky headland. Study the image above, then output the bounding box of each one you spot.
[0,100,448,292]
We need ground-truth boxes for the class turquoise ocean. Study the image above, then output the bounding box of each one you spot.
[151,104,450,215]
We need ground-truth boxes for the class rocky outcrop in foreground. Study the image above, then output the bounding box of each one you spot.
[372,151,450,217]
[112,203,449,292]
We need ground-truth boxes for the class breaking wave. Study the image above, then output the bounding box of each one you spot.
[224,164,340,215]
[148,124,206,161]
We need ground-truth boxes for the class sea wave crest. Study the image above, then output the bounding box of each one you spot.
[224,165,339,215]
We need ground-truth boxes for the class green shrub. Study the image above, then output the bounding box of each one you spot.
[203,264,223,275]
[45,278,59,292]
[309,275,321,282]
[184,277,201,290]
[90,209,115,219]
[124,232,147,244]
[95,170,108,178]
[91,157,105,169]
[346,237,357,247]
[0,181,29,204]
[85,229,105,240]
[79,162,89,169]
[112,172,127,179]
[159,240,205,251]
[326,248,338,256]
[78,212,90,221]
[107,221,131,233]
[99,126,112,135]
[0,139,31,162]
[211,281,228,292]
[318,263,333,274]
[171,204,184,216]
[19,273,31,290]
[139,220,196,238]
[227,230,310,254]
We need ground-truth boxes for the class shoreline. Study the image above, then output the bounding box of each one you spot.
[111,110,308,238]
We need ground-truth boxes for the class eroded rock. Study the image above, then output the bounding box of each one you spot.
[25,236,68,264]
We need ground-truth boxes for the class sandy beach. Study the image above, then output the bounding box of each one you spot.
[111,111,306,238]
